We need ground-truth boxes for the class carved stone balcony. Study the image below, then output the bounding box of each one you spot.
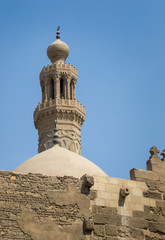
[34,98,85,129]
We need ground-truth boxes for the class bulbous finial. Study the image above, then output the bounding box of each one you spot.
[47,26,70,63]
[56,26,60,39]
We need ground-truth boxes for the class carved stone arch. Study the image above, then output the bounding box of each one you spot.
[49,77,55,99]
[70,79,74,100]
[41,82,45,103]
[60,78,67,99]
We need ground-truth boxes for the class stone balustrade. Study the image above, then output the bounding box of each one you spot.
[41,62,78,75]
[34,98,85,115]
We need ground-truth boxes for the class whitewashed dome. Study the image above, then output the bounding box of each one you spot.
[13,146,107,178]
[47,27,69,63]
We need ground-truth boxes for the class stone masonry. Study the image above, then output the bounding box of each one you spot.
[1,146,165,240]
[34,31,85,154]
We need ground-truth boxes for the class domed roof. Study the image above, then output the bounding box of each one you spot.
[47,27,69,63]
[13,146,107,178]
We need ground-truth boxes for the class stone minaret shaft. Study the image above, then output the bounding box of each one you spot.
[34,29,85,154]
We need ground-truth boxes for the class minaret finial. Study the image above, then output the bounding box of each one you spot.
[53,120,59,145]
[56,26,60,39]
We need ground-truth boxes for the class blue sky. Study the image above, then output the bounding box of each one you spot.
[0,0,165,179]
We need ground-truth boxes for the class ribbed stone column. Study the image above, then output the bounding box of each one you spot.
[54,73,60,99]
[67,79,71,99]
[64,80,67,99]
[73,83,76,100]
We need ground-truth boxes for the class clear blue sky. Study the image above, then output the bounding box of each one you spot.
[0,0,165,179]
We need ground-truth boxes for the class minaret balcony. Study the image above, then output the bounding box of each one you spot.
[34,98,85,128]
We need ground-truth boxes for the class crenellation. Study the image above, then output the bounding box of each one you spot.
[40,63,78,75]
[34,99,85,115]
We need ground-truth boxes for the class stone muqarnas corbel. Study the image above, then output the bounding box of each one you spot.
[120,186,130,198]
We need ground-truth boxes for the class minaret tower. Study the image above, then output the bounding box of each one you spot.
[34,27,85,154]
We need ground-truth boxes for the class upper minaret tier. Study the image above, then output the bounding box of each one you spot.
[34,27,85,154]
[47,26,70,64]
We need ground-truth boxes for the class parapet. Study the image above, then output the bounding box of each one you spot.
[34,98,85,115]
[130,146,165,198]
[40,63,78,82]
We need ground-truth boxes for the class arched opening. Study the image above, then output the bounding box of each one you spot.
[50,78,54,99]
[70,80,74,100]
[42,85,44,102]
[60,79,64,99]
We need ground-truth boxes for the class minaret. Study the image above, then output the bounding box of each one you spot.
[34,27,85,154]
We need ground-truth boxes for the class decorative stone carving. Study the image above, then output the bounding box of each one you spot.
[160,149,165,161]
[149,146,160,160]
[146,146,165,173]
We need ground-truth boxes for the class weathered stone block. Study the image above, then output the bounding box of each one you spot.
[130,227,144,240]
[93,213,121,225]
[105,224,118,236]
[144,205,159,214]
[94,225,105,237]
[130,168,159,182]
[104,237,119,240]
[143,191,162,200]
[121,216,148,229]
[149,221,165,234]
[90,237,103,240]
[130,217,148,229]
[82,174,94,188]
[96,206,117,215]
[132,210,153,220]
[90,190,97,200]
[145,235,162,240]
[84,218,94,231]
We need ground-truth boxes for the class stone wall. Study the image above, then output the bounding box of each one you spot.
[89,146,165,240]
[0,172,91,240]
[0,146,165,240]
